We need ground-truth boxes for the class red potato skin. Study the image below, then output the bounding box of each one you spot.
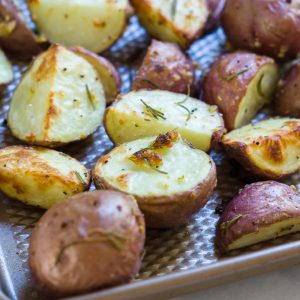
[29,190,145,298]
[216,181,300,253]
[275,62,300,118]
[0,0,41,59]
[205,0,226,32]
[203,51,277,130]
[221,0,300,61]
[132,40,196,95]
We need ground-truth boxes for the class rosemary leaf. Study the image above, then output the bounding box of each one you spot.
[220,214,243,231]
[144,158,168,174]
[85,84,95,110]
[224,68,249,81]
[140,78,160,89]
[75,171,85,185]
[171,0,178,20]
[176,85,192,121]
[141,99,166,120]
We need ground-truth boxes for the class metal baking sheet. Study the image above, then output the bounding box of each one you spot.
[0,2,300,300]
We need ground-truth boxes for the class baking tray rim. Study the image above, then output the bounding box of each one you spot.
[2,239,298,300]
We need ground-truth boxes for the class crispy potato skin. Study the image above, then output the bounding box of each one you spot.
[203,52,278,130]
[221,0,300,60]
[29,190,145,297]
[216,181,300,253]
[205,0,226,32]
[93,156,217,229]
[222,119,300,179]
[70,46,121,104]
[0,0,41,59]
[132,40,195,95]
[0,146,90,208]
[275,62,300,118]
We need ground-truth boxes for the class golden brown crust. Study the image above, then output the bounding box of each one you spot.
[29,190,145,297]
[93,160,217,228]
[221,0,300,61]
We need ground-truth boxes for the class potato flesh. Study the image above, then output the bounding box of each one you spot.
[95,137,212,196]
[8,46,106,145]
[0,49,13,85]
[0,147,89,208]
[235,64,278,128]
[229,218,300,251]
[27,0,127,53]
[106,90,223,151]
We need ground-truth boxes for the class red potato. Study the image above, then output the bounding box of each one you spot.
[221,0,300,61]
[216,181,300,253]
[205,0,226,32]
[0,0,41,59]
[70,46,121,104]
[275,61,300,118]
[29,190,145,297]
[132,40,195,95]
[203,52,279,130]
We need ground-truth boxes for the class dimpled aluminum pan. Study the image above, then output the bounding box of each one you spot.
[1,2,300,300]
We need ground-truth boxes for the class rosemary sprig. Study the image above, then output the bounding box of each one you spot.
[74,171,85,184]
[257,74,265,97]
[224,68,249,81]
[171,0,178,20]
[140,78,160,89]
[220,214,243,232]
[141,99,166,120]
[176,85,192,122]
[85,84,95,110]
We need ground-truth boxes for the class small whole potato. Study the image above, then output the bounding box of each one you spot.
[29,190,145,297]
[222,0,300,61]
[216,181,300,253]
[132,40,195,95]
[203,52,279,130]
[0,146,90,208]
[275,61,300,118]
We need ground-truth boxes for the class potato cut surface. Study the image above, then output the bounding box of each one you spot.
[93,134,213,196]
[0,49,13,86]
[105,90,224,151]
[8,45,106,146]
[0,146,90,208]
[27,0,128,53]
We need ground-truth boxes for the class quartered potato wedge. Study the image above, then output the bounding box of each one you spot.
[0,146,90,209]
[0,48,13,90]
[203,52,279,130]
[93,131,217,228]
[27,0,128,53]
[105,90,225,151]
[8,44,106,147]
[131,0,209,49]
[217,181,300,253]
[222,118,300,179]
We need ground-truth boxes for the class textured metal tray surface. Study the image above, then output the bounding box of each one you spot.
[0,2,300,300]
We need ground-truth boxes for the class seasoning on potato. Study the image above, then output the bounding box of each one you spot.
[0,0,42,59]
[29,190,145,297]
[27,0,129,53]
[222,0,300,61]
[222,118,300,179]
[8,44,106,147]
[275,61,300,118]
[105,89,225,151]
[132,39,195,95]
[93,131,217,228]
[0,48,13,90]
[0,145,90,209]
[131,0,209,49]
[203,52,279,130]
[216,181,300,253]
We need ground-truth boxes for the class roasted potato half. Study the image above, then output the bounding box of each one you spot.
[131,0,209,49]
[0,48,13,90]
[8,44,106,147]
[222,118,300,179]
[203,52,279,130]
[105,90,225,151]
[70,46,121,104]
[0,0,41,59]
[27,0,128,53]
[132,40,195,95]
[217,181,300,253]
[29,190,145,297]
[93,131,217,228]
[275,61,300,118]
[0,146,90,209]
[222,0,300,61]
